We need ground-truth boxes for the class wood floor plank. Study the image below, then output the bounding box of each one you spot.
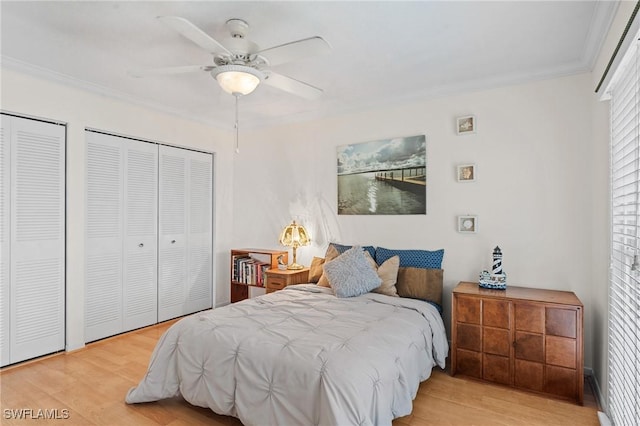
[1,319,598,425]
[404,369,599,426]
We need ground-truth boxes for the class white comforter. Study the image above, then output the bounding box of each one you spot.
[126,284,448,426]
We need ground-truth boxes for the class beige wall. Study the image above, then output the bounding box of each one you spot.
[1,68,235,351]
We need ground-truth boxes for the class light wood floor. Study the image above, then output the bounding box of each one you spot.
[1,320,599,426]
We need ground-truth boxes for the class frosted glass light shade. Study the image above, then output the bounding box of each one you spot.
[211,65,263,96]
[279,220,311,248]
[279,220,311,270]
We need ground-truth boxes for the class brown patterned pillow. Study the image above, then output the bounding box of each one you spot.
[317,245,340,287]
[308,257,325,283]
[396,267,443,306]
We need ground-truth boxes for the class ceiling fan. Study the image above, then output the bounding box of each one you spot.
[130,16,331,100]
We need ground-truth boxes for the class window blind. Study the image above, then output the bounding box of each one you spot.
[609,35,640,426]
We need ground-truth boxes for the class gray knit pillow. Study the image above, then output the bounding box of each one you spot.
[323,246,382,298]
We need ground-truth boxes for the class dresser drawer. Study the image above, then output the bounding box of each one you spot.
[456,296,480,324]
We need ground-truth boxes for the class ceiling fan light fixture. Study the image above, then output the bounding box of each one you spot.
[211,65,263,96]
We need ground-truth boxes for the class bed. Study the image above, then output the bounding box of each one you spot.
[126,245,448,426]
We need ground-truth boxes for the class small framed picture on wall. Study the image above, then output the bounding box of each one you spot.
[457,215,477,233]
[457,164,476,182]
[456,115,476,135]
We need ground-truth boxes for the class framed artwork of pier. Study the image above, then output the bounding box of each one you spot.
[336,135,426,215]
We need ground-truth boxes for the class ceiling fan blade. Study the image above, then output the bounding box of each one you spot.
[263,72,324,100]
[257,36,331,66]
[128,65,213,78]
[158,16,231,56]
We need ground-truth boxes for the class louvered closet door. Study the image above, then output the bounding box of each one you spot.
[85,132,158,342]
[158,146,212,321]
[186,150,212,314]
[122,140,158,332]
[85,132,124,342]
[8,116,65,364]
[0,117,11,366]
[158,146,188,321]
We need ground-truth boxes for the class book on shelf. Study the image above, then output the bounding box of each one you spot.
[232,252,271,287]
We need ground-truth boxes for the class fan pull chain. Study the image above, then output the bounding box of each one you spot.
[234,94,240,154]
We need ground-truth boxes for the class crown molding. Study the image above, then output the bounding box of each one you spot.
[242,60,594,131]
[1,55,229,129]
[582,0,620,71]
[0,50,603,133]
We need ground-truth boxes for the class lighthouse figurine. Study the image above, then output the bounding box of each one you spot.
[479,246,507,289]
[492,246,503,275]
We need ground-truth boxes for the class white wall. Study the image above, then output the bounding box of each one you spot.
[1,68,234,351]
[233,73,599,368]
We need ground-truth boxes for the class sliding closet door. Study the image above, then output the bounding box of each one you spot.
[158,146,212,321]
[85,132,158,342]
[0,117,10,366]
[8,116,65,364]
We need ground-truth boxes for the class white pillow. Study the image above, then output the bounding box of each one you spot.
[323,246,382,298]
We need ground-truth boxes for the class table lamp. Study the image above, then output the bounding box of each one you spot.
[279,220,310,270]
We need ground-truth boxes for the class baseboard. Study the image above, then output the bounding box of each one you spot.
[597,411,612,426]
[584,367,607,414]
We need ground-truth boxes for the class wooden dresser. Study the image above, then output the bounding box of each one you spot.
[451,281,583,404]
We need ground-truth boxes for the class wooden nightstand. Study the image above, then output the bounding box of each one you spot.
[265,268,310,294]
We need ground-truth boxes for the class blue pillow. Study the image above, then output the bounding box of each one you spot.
[323,246,382,298]
[375,247,444,269]
[331,242,376,259]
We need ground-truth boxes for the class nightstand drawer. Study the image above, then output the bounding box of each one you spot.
[265,268,310,294]
[266,277,287,292]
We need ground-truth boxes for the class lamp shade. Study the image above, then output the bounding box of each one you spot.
[279,220,310,248]
[279,220,310,270]
[211,65,263,96]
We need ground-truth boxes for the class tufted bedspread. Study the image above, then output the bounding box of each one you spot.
[126,284,448,426]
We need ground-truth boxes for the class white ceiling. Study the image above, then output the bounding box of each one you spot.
[1,1,617,130]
